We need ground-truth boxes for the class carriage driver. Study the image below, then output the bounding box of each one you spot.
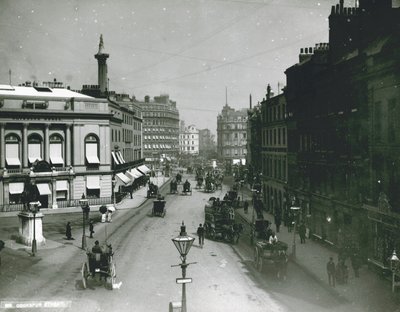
[183,179,191,192]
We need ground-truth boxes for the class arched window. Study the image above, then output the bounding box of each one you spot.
[28,133,43,164]
[50,134,64,166]
[85,134,100,165]
[5,133,21,167]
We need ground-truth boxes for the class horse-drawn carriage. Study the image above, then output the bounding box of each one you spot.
[182,180,192,195]
[254,240,288,279]
[196,176,204,189]
[147,182,158,198]
[170,180,178,194]
[81,243,117,290]
[204,198,242,244]
[204,176,215,193]
[175,172,182,184]
[152,197,166,217]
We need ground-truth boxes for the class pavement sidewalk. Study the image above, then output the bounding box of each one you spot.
[234,191,400,311]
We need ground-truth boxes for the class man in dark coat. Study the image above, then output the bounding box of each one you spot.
[299,222,306,244]
[197,224,205,248]
[66,222,72,240]
[89,220,95,238]
[327,257,336,287]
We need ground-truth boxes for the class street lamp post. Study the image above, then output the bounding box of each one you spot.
[171,222,196,312]
[29,201,41,256]
[79,195,89,250]
[112,177,116,208]
[390,249,400,293]
[290,206,300,258]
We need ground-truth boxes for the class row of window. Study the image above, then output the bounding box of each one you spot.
[262,127,287,147]
[221,123,247,130]
[180,146,197,151]
[143,135,177,140]
[223,132,247,140]
[143,127,179,133]
[179,141,197,146]
[144,144,176,149]
[262,154,287,181]
[5,132,100,168]
[223,148,246,156]
[263,103,287,123]
[180,134,197,139]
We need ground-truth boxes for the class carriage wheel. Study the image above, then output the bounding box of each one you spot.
[81,262,88,289]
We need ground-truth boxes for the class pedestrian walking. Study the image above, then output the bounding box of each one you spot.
[0,240,5,266]
[197,224,205,248]
[299,222,306,244]
[327,257,336,287]
[89,220,95,238]
[66,222,72,240]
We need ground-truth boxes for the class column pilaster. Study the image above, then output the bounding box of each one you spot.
[66,124,71,166]
[23,123,28,168]
[44,124,49,163]
[0,123,5,169]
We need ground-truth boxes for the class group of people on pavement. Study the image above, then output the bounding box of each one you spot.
[65,219,95,240]
[327,253,361,287]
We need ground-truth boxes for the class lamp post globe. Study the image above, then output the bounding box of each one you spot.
[171,222,195,312]
[390,249,400,292]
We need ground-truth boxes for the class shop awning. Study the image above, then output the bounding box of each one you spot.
[86,155,100,164]
[137,164,151,174]
[116,151,125,164]
[130,168,143,178]
[86,176,100,189]
[86,143,100,164]
[50,143,64,165]
[9,182,24,194]
[36,183,51,195]
[116,172,130,185]
[56,180,69,191]
[6,157,21,166]
[125,171,136,182]
[111,151,120,165]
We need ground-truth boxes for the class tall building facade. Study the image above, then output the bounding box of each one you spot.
[217,104,248,166]
[179,121,199,155]
[285,0,400,266]
[0,85,113,211]
[260,87,288,217]
[136,94,180,160]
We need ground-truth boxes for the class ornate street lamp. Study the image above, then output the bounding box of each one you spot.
[390,250,400,292]
[79,195,89,250]
[171,222,196,312]
[290,206,301,258]
[29,201,41,256]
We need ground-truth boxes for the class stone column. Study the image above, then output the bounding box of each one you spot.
[23,123,28,168]
[44,124,49,162]
[66,124,71,166]
[0,123,5,169]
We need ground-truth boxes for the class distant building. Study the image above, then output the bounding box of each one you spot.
[217,104,248,167]
[198,128,216,158]
[135,94,180,160]
[179,121,199,155]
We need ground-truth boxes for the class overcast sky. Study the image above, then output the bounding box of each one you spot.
[0,0,387,133]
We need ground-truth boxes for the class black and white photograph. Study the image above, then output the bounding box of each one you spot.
[0,0,400,311]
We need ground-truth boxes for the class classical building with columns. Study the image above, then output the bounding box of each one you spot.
[0,84,113,211]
